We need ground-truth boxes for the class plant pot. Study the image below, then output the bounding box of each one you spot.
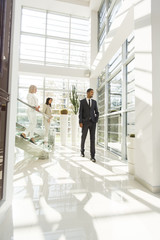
[71,115,78,146]
[60,115,68,146]
[127,136,135,174]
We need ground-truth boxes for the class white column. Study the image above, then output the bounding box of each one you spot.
[134,0,160,192]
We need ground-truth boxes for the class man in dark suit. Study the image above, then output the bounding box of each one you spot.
[79,88,99,162]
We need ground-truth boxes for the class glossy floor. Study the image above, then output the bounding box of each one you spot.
[1,145,160,240]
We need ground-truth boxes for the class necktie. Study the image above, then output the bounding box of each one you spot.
[89,99,90,107]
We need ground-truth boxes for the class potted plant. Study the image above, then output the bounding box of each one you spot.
[127,133,135,174]
[60,109,68,146]
[69,86,79,146]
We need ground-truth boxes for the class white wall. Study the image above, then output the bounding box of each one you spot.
[134,0,160,192]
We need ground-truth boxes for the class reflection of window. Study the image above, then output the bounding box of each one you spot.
[108,114,122,153]
[108,72,122,113]
[20,7,90,68]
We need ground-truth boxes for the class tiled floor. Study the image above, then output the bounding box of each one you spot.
[1,145,160,240]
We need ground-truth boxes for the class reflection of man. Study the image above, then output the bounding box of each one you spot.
[79,88,99,162]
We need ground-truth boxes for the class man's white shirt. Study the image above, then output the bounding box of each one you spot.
[86,98,92,107]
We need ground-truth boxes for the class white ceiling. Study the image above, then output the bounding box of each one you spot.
[55,0,102,12]
[55,0,90,7]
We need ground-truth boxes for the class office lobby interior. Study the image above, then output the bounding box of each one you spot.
[1,0,160,239]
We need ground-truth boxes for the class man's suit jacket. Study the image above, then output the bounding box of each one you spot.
[79,98,99,124]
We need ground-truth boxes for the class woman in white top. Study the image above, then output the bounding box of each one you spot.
[43,97,53,142]
[21,85,40,144]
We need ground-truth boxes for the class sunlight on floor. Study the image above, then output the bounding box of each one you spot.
[2,144,160,240]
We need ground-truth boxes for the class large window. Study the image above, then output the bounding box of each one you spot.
[98,0,122,49]
[108,0,121,31]
[108,71,122,113]
[20,8,90,69]
[17,76,89,135]
[97,33,135,158]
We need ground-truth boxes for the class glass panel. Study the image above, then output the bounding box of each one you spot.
[127,111,135,135]
[108,47,122,75]
[47,13,69,38]
[20,34,45,63]
[98,27,106,49]
[70,42,89,67]
[19,75,44,88]
[98,69,106,88]
[98,1,107,32]
[108,0,121,31]
[71,17,89,41]
[98,117,104,146]
[98,87,105,115]
[98,1,107,48]
[127,59,135,109]
[46,38,69,65]
[45,78,68,90]
[108,0,113,8]
[45,91,68,112]
[21,8,46,35]
[126,58,135,136]
[127,32,134,57]
[108,71,122,113]
[108,114,122,153]
[69,79,89,93]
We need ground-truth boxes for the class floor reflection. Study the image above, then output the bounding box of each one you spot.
[6,145,160,240]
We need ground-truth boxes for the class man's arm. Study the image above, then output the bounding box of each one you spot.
[95,101,99,122]
[79,100,83,128]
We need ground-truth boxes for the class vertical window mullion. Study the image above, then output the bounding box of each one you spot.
[121,41,127,159]
[44,11,47,66]
[69,16,71,67]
